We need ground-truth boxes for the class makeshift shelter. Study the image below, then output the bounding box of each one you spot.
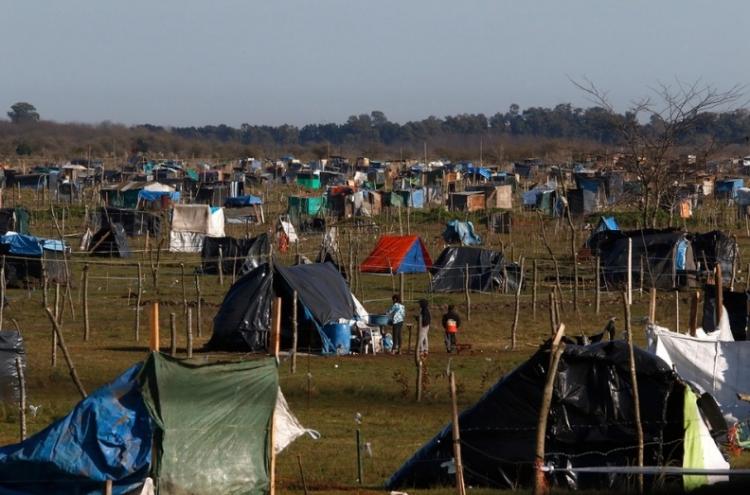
[442,220,481,246]
[0,331,24,404]
[93,207,162,237]
[587,229,697,290]
[715,178,744,199]
[688,230,738,284]
[169,205,225,253]
[701,285,748,340]
[137,182,180,209]
[360,235,432,274]
[209,262,357,353]
[0,232,68,287]
[648,325,750,424]
[593,215,619,234]
[296,171,321,190]
[0,208,30,236]
[88,223,131,258]
[449,191,484,212]
[0,353,311,494]
[194,183,229,206]
[430,247,510,293]
[201,233,269,275]
[489,211,512,234]
[224,194,262,208]
[387,340,728,491]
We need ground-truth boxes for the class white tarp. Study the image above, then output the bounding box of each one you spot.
[172,204,225,236]
[274,389,318,454]
[169,231,205,253]
[143,182,176,193]
[277,219,298,244]
[647,320,750,423]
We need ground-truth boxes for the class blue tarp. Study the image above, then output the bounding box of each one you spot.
[137,190,180,203]
[594,216,620,234]
[715,178,745,199]
[465,166,491,180]
[443,220,482,246]
[0,365,152,495]
[225,195,263,207]
[399,241,429,273]
[676,239,689,270]
[0,234,65,256]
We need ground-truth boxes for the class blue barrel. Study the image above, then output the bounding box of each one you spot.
[322,323,352,353]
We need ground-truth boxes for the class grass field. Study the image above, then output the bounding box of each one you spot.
[0,188,748,494]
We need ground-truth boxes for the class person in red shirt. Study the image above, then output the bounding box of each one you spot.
[441,305,461,353]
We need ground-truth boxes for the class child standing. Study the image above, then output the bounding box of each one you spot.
[387,294,405,354]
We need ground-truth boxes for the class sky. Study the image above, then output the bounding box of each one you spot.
[2,0,749,127]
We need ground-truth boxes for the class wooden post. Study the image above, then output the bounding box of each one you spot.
[449,372,466,495]
[533,328,565,495]
[104,480,112,495]
[52,283,60,367]
[82,264,90,341]
[639,255,644,297]
[44,307,87,398]
[297,455,309,495]
[649,287,657,323]
[15,356,25,442]
[186,307,193,358]
[180,263,187,318]
[532,259,538,320]
[627,238,633,306]
[689,291,700,336]
[595,256,601,315]
[716,264,723,327]
[170,313,177,357]
[218,246,225,286]
[675,290,680,333]
[271,297,282,358]
[291,291,298,373]
[511,257,525,351]
[135,262,142,341]
[548,292,557,335]
[195,273,202,338]
[150,301,160,352]
[464,263,471,321]
[622,292,644,494]
[399,272,405,305]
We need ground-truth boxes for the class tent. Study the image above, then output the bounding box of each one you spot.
[442,220,482,246]
[430,247,510,293]
[169,205,225,253]
[0,232,68,287]
[88,223,131,258]
[201,233,269,275]
[0,353,311,494]
[360,235,432,274]
[587,228,697,290]
[93,207,162,237]
[209,262,358,353]
[387,341,728,492]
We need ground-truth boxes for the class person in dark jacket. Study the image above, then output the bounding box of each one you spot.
[441,305,462,353]
[417,299,431,355]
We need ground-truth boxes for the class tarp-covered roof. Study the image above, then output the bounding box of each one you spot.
[225,195,263,207]
[430,247,503,292]
[360,235,432,273]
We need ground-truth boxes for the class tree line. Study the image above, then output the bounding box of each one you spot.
[3,101,750,161]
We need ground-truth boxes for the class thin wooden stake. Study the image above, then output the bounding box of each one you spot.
[595,256,601,315]
[291,291,298,374]
[170,313,177,357]
[297,455,309,495]
[548,292,557,335]
[511,257,525,351]
[622,292,644,494]
[689,291,700,336]
[532,259,538,320]
[449,372,466,495]
[0,256,5,331]
[218,246,225,286]
[82,264,90,341]
[464,263,471,321]
[15,356,25,442]
[186,307,193,358]
[675,289,680,333]
[135,263,142,341]
[44,307,87,399]
[716,264,723,328]
[195,273,202,338]
[150,301,160,352]
[627,238,633,306]
[649,287,657,323]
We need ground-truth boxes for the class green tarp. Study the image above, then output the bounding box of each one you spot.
[288,196,324,216]
[139,353,278,495]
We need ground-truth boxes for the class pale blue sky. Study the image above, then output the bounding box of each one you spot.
[2,0,747,126]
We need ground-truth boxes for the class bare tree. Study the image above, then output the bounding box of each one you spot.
[572,78,743,227]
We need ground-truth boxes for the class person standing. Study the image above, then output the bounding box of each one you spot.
[417,299,431,355]
[442,305,461,353]
[387,294,405,354]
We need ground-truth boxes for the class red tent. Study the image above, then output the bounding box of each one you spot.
[360,235,432,273]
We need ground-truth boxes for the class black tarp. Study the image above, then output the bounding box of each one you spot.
[94,207,162,237]
[0,208,29,236]
[208,262,354,352]
[386,341,689,491]
[430,247,504,293]
[689,231,738,284]
[588,228,696,290]
[201,234,269,275]
[208,263,273,351]
[0,331,24,404]
[89,223,131,258]
[701,285,748,340]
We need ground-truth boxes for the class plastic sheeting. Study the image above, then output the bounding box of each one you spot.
[89,224,131,258]
[701,285,748,340]
[201,234,269,275]
[225,195,263,207]
[387,341,722,491]
[0,364,153,495]
[275,263,355,327]
[430,247,503,293]
[139,353,277,495]
[688,230,738,284]
[0,331,24,404]
[168,231,205,253]
[648,325,750,423]
[442,220,482,246]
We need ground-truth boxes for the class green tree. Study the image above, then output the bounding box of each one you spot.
[7,102,40,123]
